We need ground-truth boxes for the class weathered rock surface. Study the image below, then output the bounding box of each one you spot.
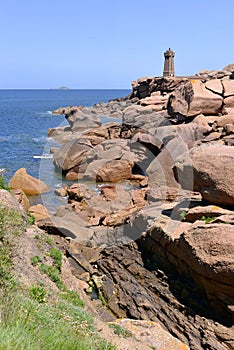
[53,139,93,173]
[109,319,189,350]
[184,204,234,222]
[65,108,102,132]
[174,144,234,205]
[0,189,25,212]
[167,80,223,118]
[12,189,30,210]
[9,168,50,195]
[179,224,234,318]
[28,204,50,223]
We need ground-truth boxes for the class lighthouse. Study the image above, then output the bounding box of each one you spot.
[163,48,175,77]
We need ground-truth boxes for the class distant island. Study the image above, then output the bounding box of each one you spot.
[57,86,70,90]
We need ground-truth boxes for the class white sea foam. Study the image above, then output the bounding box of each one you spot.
[32,136,47,142]
[33,155,53,159]
[0,168,6,173]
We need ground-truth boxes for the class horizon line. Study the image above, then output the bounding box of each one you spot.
[0,87,131,90]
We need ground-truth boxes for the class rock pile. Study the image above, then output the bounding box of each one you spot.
[35,64,234,350]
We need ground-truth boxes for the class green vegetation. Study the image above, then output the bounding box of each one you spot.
[30,255,42,266]
[201,216,215,224]
[0,175,10,191]
[0,205,116,350]
[29,284,47,303]
[0,206,26,288]
[26,212,35,225]
[180,210,187,220]
[0,293,116,350]
[60,290,85,308]
[49,247,63,270]
[109,323,132,338]
[39,263,66,290]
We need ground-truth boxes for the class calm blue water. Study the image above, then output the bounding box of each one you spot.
[0,89,130,211]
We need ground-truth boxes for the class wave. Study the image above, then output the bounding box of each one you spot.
[0,168,6,173]
[35,111,53,116]
[32,136,47,142]
[33,155,53,159]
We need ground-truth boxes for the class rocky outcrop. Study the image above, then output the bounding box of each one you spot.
[9,168,49,195]
[47,65,234,350]
[0,189,25,212]
[167,79,223,118]
[174,144,234,205]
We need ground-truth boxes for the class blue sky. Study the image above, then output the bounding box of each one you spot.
[1,0,233,89]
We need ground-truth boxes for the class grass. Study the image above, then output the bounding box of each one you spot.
[30,255,42,266]
[26,212,35,225]
[39,263,66,290]
[108,323,132,338]
[0,204,116,350]
[60,290,85,308]
[0,206,26,288]
[49,247,63,270]
[0,292,116,350]
[29,284,47,303]
[0,175,11,191]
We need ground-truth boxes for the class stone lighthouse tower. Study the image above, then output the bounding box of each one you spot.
[163,48,175,77]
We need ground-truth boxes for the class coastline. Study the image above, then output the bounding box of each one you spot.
[3,70,234,349]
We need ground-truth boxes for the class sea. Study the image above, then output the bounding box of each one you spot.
[0,89,130,211]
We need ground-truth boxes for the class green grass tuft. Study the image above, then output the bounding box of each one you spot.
[109,323,132,338]
[49,247,63,270]
[0,176,11,191]
[29,284,47,303]
[60,290,85,308]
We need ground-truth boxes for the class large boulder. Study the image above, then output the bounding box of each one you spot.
[122,105,169,130]
[145,123,205,197]
[28,204,50,223]
[96,159,133,182]
[173,144,234,205]
[222,80,234,97]
[65,108,101,132]
[222,63,234,73]
[146,216,234,324]
[9,168,49,195]
[167,80,223,118]
[53,138,93,173]
[178,224,234,320]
